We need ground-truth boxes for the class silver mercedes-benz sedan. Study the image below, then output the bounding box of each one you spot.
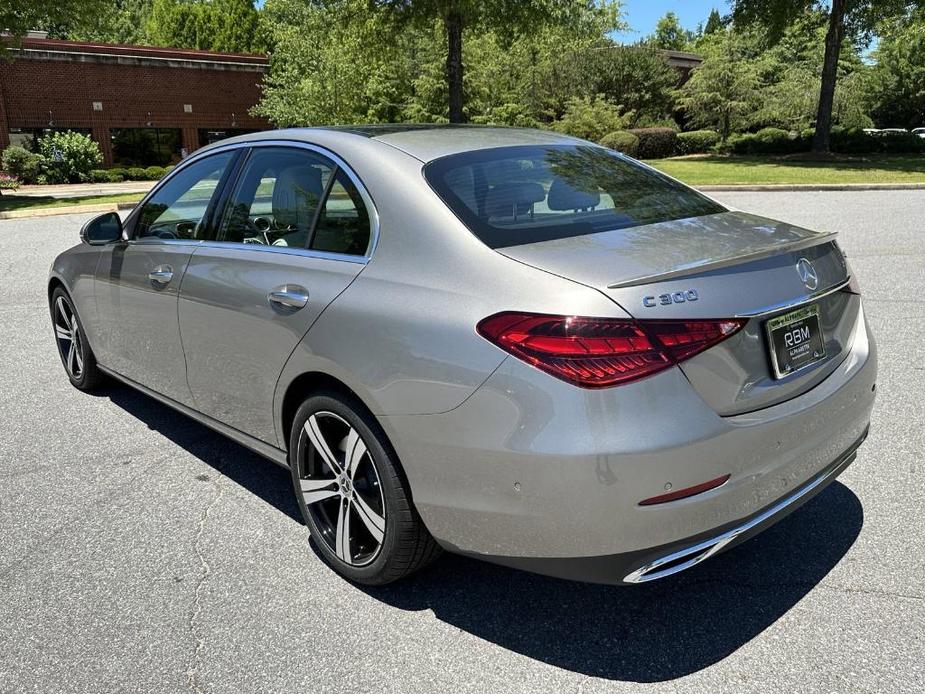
[48,126,877,585]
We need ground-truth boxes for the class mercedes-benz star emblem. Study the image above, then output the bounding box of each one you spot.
[796,257,819,290]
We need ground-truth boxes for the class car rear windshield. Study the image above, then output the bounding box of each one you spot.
[423,145,726,248]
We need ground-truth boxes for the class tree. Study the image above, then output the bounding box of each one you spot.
[704,8,725,35]
[58,0,153,45]
[582,45,679,126]
[371,0,621,123]
[649,11,694,50]
[870,11,925,127]
[146,0,266,53]
[676,29,760,140]
[731,0,918,152]
[0,0,109,54]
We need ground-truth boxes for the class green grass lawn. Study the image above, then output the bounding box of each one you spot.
[647,155,925,185]
[0,192,143,213]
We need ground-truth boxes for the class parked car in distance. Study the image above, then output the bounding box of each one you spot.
[49,125,877,585]
[912,127,925,138]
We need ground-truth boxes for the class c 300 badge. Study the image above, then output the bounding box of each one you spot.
[642,289,699,308]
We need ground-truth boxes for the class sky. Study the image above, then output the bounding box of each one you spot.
[614,0,723,43]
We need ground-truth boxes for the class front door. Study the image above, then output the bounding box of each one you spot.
[94,150,238,404]
[178,145,374,444]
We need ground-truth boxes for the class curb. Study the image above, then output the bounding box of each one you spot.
[0,201,138,220]
[697,183,925,192]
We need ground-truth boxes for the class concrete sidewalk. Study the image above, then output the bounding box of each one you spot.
[15,181,155,198]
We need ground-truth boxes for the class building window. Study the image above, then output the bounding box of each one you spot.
[92,101,103,111]
[183,104,193,113]
[8,127,93,151]
[198,128,259,147]
[111,128,182,167]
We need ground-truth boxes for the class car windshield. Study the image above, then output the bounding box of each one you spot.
[423,144,726,248]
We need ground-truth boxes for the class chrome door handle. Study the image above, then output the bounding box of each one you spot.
[268,286,309,310]
[148,266,174,284]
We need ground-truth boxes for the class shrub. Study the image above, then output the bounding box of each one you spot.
[144,165,167,180]
[829,127,880,154]
[599,130,640,158]
[627,127,678,159]
[0,172,21,191]
[551,95,630,143]
[728,128,806,155]
[2,146,45,184]
[676,130,721,155]
[164,165,176,174]
[36,131,103,183]
[878,131,925,154]
[125,167,148,181]
[108,167,129,179]
[88,169,125,183]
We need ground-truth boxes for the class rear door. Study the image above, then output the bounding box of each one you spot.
[94,150,238,404]
[178,144,375,444]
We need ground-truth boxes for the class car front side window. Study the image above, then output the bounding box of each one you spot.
[135,151,236,240]
[217,147,335,248]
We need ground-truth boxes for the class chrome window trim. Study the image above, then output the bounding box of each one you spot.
[131,138,380,264]
[193,240,368,265]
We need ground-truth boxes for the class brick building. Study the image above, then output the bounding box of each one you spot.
[0,34,269,166]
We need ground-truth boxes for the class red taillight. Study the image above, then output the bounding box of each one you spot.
[477,312,746,388]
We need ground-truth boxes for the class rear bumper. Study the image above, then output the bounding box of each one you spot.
[379,300,877,581]
[474,428,865,584]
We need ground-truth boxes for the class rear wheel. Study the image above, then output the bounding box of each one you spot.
[50,287,104,391]
[289,391,441,584]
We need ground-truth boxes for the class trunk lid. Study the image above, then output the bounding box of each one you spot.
[498,211,857,415]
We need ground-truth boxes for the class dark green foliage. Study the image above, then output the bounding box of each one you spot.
[88,169,125,183]
[627,127,679,159]
[727,127,805,154]
[676,130,721,154]
[704,9,725,35]
[126,167,148,181]
[598,130,640,157]
[144,165,167,180]
[1,146,46,184]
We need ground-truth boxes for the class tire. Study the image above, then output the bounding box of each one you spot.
[50,287,105,392]
[289,390,441,585]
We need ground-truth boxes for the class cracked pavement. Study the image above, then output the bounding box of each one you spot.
[1,192,924,693]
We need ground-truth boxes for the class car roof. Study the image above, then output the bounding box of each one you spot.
[209,124,587,163]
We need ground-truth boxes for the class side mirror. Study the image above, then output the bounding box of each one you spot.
[80,212,123,245]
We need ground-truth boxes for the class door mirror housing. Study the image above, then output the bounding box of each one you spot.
[80,212,124,245]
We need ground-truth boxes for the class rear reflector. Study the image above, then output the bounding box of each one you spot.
[638,474,731,506]
[477,312,746,388]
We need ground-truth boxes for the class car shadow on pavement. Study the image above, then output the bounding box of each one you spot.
[360,482,864,683]
[102,385,302,523]
[102,383,863,684]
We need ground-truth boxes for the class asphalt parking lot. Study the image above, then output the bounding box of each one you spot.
[1,191,923,693]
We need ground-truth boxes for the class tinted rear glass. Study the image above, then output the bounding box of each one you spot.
[423,145,726,248]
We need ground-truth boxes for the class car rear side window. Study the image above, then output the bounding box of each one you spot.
[423,145,726,248]
[309,170,371,256]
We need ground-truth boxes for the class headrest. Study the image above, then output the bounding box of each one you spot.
[273,165,323,229]
[485,182,545,218]
[547,178,600,211]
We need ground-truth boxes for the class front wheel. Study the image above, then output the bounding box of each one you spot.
[289,391,441,585]
[50,287,105,391]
